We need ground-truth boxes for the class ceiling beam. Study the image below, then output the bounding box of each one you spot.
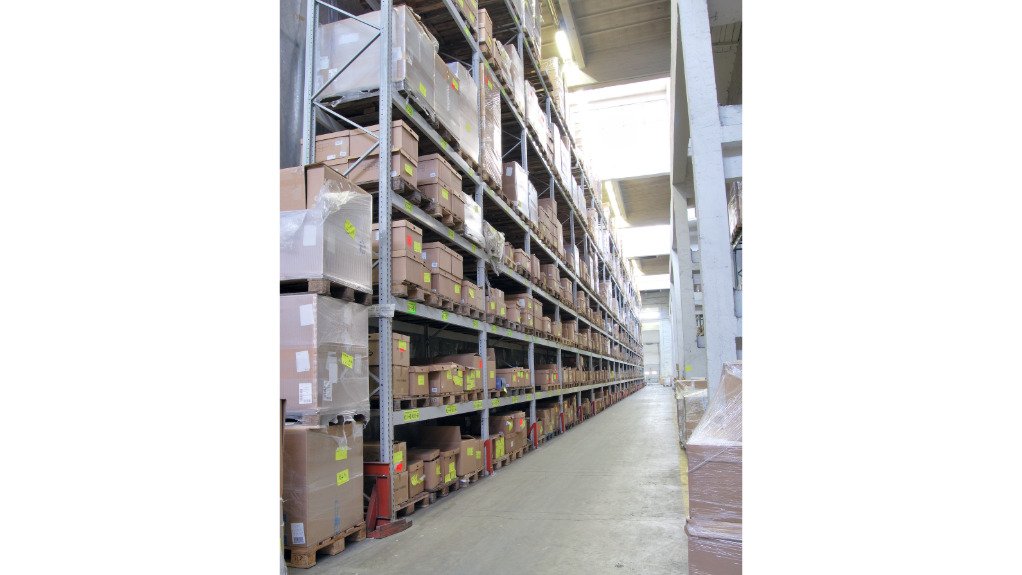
[557,0,587,68]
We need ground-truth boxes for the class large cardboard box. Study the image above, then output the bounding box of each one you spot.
[281,163,357,211]
[407,460,425,499]
[349,120,419,162]
[436,353,483,392]
[685,519,742,575]
[461,280,484,311]
[282,423,363,547]
[413,427,483,476]
[370,365,410,398]
[407,366,430,397]
[425,363,463,395]
[372,220,423,256]
[280,294,369,419]
[314,130,350,162]
[429,269,462,301]
[486,348,497,390]
[345,151,417,188]
[368,333,411,367]
[686,443,742,522]
[439,449,459,485]
[423,242,464,278]
[373,250,430,292]
[392,469,410,505]
[407,447,441,491]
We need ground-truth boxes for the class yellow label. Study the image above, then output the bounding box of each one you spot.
[446,404,457,414]
[344,219,357,240]
[489,301,495,310]
[473,399,483,409]
[441,310,449,321]
[500,307,506,317]
[467,447,474,456]
[469,288,475,298]
[435,463,441,476]
[340,352,353,369]
[336,469,349,485]
[417,374,425,386]
[442,188,449,199]
[447,229,455,239]
[454,373,464,386]
[398,341,407,351]
[411,474,422,486]
[404,163,414,176]
[490,370,495,378]
[685,364,693,372]
[405,103,414,116]
[335,447,348,461]
[418,82,427,97]
[424,272,432,283]
[407,301,417,314]
[455,284,462,294]
[394,452,404,464]
[457,0,463,6]
[403,409,420,422]
[466,379,476,391]
[449,462,456,476]
[491,398,499,407]
[472,319,479,328]
[440,139,448,150]
[413,240,422,253]
[453,79,460,91]
[404,199,412,212]
[446,370,453,380]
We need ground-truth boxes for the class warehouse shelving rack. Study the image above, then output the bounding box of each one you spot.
[301,0,643,523]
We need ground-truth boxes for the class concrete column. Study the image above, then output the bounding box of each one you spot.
[669,185,705,379]
[675,0,738,391]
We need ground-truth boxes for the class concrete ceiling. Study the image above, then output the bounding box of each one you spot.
[634,254,670,275]
[540,0,671,89]
[616,174,671,227]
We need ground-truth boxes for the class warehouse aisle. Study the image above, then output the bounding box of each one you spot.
[302,385,687,575]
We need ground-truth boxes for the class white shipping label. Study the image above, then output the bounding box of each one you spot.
[322,381,333,402]
[302,225,318,247]
[291,523,306,545]
[506,167,513,176]
[339,33,359,44]
[327,354,338,383]
[295,350,311,373]
[298,383,313,405]
[327,154,336,160]
[298,304,315,326]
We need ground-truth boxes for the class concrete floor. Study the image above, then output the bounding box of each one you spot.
[301,385,687,575]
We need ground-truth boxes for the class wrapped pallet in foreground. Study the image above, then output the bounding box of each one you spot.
[686,361,742,574]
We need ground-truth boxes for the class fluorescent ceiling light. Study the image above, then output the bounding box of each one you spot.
[555,30,572,61]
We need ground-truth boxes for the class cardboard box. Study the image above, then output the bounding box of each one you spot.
[541,316,551,334]
[423,242,464,279]
[412,426,483,477]
[435,353,483,392]
[487,287,506,318]
[686,519,742,575]
[407,366,430,397]
[280,294,369,418]
[280,163,356,211]
[461,280,484,311]
[314,130,350,162]
[686,443,742,523]
[345,151,417,188]
[491,432,505,459]
[531,254,541,281]
[486,348,497,390]
[407,447,441,492]
[282,423,363,547]
[372,220,423,256]
[425,363,463,395]
[370,364,410,398]
[392,469,410,505]
[349,120,419,161]
[429,269,461,301]
[407,460,425,499]
[418,152,460,189]
[364,440,408,473]
[477,8,494,53]
[501,162,533,216]
[440,449,459,485]
[373,250,429,291]
[369,332,411,367]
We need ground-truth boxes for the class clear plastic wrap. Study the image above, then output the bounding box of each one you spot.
[480,65,502,188]
[525,82,549,150]
[446,62,480,165]
[482,221,505,259]
[282,421,365,550]
[503,42,525,113]
[315,6,438,109]
[281,294,371,422]
[686,518,742,575]
[677,388,708,445]
[687,362,742,523]
[461,192,484,244]
[281,180,373,292]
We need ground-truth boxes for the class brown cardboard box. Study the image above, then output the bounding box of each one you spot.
[407,460,425,499]
[407,366,430,397]
[505,305,522,323]
[372,220,423,256]
[501,162,532,216]
[364,440,408,473]
[491,432,505,459]
[417,153,461,190]
[368,332,411,367]
[439,449,459,485]
[513,248,529,269]
[436,353,483,392]
[425,363,462,395]
[461,280,484,311]
[686,443,742,523]
[541,316,551,335]
[477,8,494,53]
[314,131,351,162]
[551,320,562,338]
[370,365,410,398]
[450,189,467,224]
[345,151,417,188]
[349,120,419,161]
[373,250,429,291]
[407,448,441,492]
[461,436,485,474]
[487,287,506,318]
[685,519,742,575]
[280,163,354,211]
[423,242,464,278]
[486,348,497,390]
[392,469,410,505]
[531,254,541,280]
[418,183,452,215]
[429,269,461,301]
[413,426,483,477]
[282,423,363,547]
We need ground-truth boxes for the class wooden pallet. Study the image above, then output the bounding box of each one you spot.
[281,279,372,305]
[378,280,428,302]
[395,490,433,517]
[492,455,509,470]
[458,470,481,485]
[505,387,534,397]
[393,395,430,410]
[284,522,366,569]
[538,384,561,391]
[429,392,458,406]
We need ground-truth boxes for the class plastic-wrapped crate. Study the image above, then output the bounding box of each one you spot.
[687,362,742,524]
[315,6,438,109]
[280,175,373,293]
[525,83,549,152]
[280,294,371,422]
[502,42,525,113]
[480,65,502,189]
[482,221,505,259]
[462,192,484,244]
[445,62,480,165]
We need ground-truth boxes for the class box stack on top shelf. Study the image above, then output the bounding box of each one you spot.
[290,0,646,539]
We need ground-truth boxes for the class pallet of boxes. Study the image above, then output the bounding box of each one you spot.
[685,363,742,575]
[279,164,373,568]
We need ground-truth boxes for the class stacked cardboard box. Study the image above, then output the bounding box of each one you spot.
[489,411,528,454]
[443,63,480,166]
[369,333,411,399]
[479,63,502,189]
[495,367,530,390]
[372,220,430,294]
[486,286,506,320]
[436,353,484,393]
[365,441,410,506]
[677,388,708,445]
[477,8,495,57]
[417,153,461,218]
[280,166,373,293]
[423,242,464,302]
[407,426,484,481]
[501,162,538,220]
[282,422,364,548]
[345,121,420,189]
[460,279,485,316]
[686,362,743,575]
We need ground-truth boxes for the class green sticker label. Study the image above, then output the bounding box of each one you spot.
[473,400,483,409]
[404,163,414,176]
[404,199,413,212]
[441,188,449,199]
[472,319,479,328]
[440,139,448,151]
[506,328,512,336]
[424,272,432,283]
[491,398,500,407]
[447,229,455,239]
[335,447,348,461]
[445,404,457,415]
[407,301,417,314]
[336,469,349,485]
[419,82,427,97]
[405,103,414,116]
[344,219,357,240]
[404,409,420,422]
[417,374,425,386]
[341,352,353,369]
[441,310,449,321]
